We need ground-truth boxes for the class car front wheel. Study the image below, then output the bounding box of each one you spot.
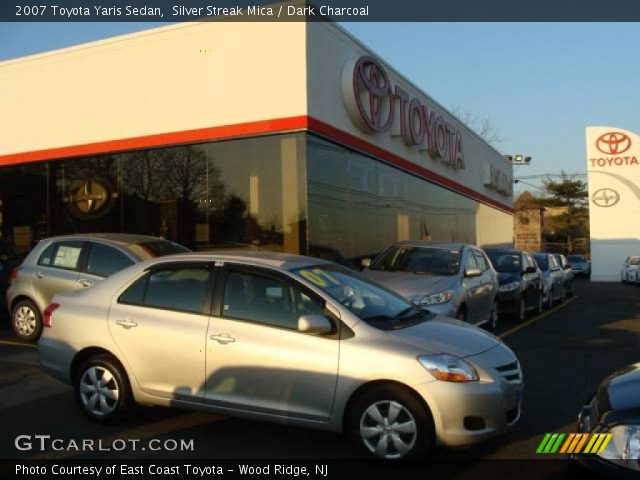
[349,384,435,460]
[11,299,42,342]
[74,354,131,423]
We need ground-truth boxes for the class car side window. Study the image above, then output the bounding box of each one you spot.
[37,241,84,271]
[86,243,134,277]
[550,256,559,270]
[472,250,489,271]
[464,252,478,271]
[118,267,210,314]
[525,254,536,270]
[222,270,325,330]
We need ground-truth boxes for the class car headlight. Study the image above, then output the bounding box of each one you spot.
[414,290,454,306]
[418,354,478,382]
[499,281,520,293]
[598,425,640,470]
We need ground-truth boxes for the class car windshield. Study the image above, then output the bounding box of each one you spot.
[533,254,549,270]
[486,252,521,273]
[567,255,585,263]
[368,246,460,276]
[630,257,640,266]
[291,265,428,329]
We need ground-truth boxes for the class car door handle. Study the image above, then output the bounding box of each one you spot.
[116,319,138,329]
[78,279,93,288]
[210,334,235,344]
[34,272,45,279]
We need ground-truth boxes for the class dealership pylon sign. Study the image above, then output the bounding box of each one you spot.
[586,126,640,281]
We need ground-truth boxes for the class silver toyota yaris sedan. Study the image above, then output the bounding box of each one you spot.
[39,251,523,460]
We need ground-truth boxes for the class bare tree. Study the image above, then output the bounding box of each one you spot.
[450,105,505,146]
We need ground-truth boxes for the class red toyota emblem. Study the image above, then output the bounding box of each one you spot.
[596,132,631,154]
[352,56,393,133]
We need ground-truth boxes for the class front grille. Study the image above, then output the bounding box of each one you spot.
[495,360,522,384]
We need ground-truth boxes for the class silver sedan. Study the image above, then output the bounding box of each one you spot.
[39,251,523,460]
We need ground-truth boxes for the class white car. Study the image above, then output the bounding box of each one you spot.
[621,256,640,284]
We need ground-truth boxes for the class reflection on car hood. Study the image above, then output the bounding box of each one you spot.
[598,363,640,415]
[387,315,501,357]
[361,269,456,299]
[497,272,520,285]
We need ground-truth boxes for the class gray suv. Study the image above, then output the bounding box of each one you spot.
[6,234,188,341]
[360,241,499,330]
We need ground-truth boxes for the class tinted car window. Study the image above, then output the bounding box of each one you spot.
[87,243,134,277]
[222,270,325,330]
[487,252,521,273]
[38,241,84,271]
[144,268,209,314]
[370,246,461,276]
[119,274,148,305]
[533,254,549,271]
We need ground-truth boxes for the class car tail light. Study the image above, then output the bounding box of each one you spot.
[43,303,59,328]
[9,265,22,284]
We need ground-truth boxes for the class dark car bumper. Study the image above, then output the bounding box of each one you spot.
[496,289,520,314]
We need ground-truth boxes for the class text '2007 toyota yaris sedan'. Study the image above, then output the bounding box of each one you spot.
[39,251,523,460]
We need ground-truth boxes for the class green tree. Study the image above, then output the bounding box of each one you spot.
[538,172,589,252]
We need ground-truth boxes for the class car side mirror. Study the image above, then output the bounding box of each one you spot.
[523,266,537,274]
[298,314,333,335]
[465,267,482,277]
[360,258,371,269]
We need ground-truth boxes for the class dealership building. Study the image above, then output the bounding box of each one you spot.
[0,21,514,262]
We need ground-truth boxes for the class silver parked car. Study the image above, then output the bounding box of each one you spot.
[567,254,591,279]
[39,251,523,460]
[360,241,499,330]
[6,233,189,341]
[621,256,640,284]
[531,253,565,309]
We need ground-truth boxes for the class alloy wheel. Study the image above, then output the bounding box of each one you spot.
[360,400,417,459]
[79,366,120,417]
[14,306,37,337]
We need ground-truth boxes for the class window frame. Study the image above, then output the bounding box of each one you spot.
[37,240,87,273]
[213,263,335,335]
[84,241,136,278]
[117,261,215,316]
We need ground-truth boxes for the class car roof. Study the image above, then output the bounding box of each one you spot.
[41,233,171,246]
[147,250,333,270]
[484,248,523,254]
[393,240,467,250]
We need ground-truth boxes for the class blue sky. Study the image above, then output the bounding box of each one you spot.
[2,22,638,192]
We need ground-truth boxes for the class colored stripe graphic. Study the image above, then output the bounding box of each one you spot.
[537,433,612,454]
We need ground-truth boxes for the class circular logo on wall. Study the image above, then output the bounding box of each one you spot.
[591,188,620,208]
[342,56,394,133]
[64,179,116,219]
[596,132,631,155]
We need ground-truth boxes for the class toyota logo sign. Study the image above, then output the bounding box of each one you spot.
[596,132,631,155]
[591,188,620,208]
[342,56,466,170]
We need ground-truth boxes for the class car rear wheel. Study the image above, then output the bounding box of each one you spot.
[487,300,499,331]
[349,384,435,460]
[455,306,467,322]
[11,299,42,342]
[74,354,131,423]
[536,291,544,314]
[514,296,526,323]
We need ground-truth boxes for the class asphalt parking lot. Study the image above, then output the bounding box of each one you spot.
[0,280,638,476]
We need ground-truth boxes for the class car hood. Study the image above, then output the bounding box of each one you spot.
[598,363,640,415]
[497,272,520,285]
[361,270,457,299]
[387,315,501,358]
